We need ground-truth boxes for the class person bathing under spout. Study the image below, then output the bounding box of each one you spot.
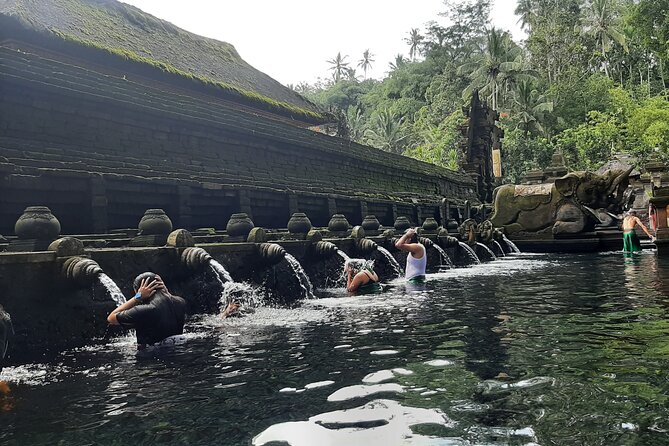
[345,259,381,294]
[622,210,655,253]
[395,227,426,283]
[107,272,187,349]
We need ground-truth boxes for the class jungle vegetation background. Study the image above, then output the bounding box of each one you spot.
[289,0,669,182]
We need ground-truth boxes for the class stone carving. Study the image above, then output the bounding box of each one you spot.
[328,214,350,232]
[287,213,312,234]
[394,216,411,231]
[14,206,61,240]
[490,168,633,235]
[226,213,255,238]
[138,209,173,235]
[421,218,439,231]
[361,215,381,231]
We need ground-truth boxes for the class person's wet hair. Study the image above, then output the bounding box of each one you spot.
[133,272,158,292]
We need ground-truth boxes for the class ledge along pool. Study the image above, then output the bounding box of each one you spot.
[2,252,669,445]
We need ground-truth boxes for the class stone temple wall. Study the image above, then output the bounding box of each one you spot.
[0,44,477,235]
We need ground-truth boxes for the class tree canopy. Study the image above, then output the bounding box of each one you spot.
[295,0,669,182]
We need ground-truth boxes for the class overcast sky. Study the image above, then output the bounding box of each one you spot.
[119,0,524,86]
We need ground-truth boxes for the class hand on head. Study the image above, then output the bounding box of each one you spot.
[137,276,164,300]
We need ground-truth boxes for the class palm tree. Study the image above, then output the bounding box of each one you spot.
[357,49,375,79]
[515,0,536,31]
[364,109,407,153]
[405,28,424,61]
[388,54,408,72]
[327,52,350,83]
[457,28,528,110]
[580,0,628,78]
[512,80,553,136]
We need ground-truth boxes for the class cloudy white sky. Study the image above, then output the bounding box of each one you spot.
[120,0,524,86]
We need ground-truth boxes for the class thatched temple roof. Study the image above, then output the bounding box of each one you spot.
[0,0,328,124]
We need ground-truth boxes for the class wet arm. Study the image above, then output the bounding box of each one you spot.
[636,217,655,239]
[107,299,139,325]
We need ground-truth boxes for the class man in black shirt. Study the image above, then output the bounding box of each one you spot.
[107,272,187,348]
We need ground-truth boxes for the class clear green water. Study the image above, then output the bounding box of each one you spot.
[2,252,669,445]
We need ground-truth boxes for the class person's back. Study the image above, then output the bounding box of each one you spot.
[107,273,187,348]
[405,244,427,281]
[116,292,186,346]
[622,211,654,253]
[395,228,427,283]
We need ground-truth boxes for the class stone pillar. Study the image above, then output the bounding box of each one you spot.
[90,175,108,234]
[177,185,192,230]
[327,196,337,217]
[288,193,299,215]
[650,190,669,256]
[391,204,398,224]
[359,201,368,222]
[238,189,252,218]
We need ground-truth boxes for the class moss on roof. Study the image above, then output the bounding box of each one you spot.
[0,0,328,122]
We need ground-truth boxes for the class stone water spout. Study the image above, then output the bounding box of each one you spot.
[355,238,378,255]
[257,243,287,265]
[62,256,103,285]
[313,241,339,258]
[61,256,126,306]
[181,246,213,272]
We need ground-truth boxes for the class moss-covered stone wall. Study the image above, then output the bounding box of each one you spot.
[0,45,477,235]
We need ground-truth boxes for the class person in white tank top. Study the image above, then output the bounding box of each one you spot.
[395,227,426,282]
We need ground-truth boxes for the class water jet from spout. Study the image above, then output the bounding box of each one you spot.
[476,242,497,261]
[377,246,402,277]
[502,235,521,253]
[285,253,315,299]
[458,242,481,265]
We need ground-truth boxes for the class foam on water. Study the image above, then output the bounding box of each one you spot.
[0,363,70,386]
[252,399,457,446]
[199,306,328,329]
[98,273,125,306]
[430,257,552,279]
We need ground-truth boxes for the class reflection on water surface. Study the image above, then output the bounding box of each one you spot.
[2,253,669,445]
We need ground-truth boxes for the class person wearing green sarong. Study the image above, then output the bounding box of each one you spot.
[345,259,380,294]
[622,210,655,253]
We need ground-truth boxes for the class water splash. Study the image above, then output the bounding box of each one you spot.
[98,273,125,306]
[219,281,262,315]
[492,240,506,257]
[458,242,481,265]
[376,246,402,277]
[476,242,497,261]
[431,243,454,268]
[210,259,234,283]
[285,253,315,299]
[503,234,521,253]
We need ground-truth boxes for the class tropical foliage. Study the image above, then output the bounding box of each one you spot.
[296,0,669,181]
